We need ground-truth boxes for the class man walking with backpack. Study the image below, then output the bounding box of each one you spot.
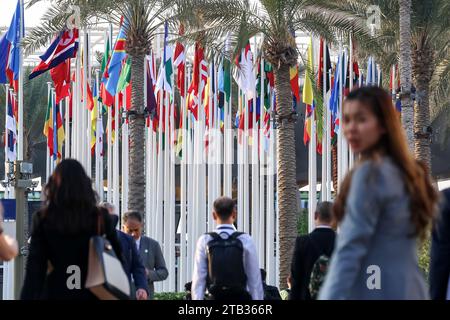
[192,197,264,300]
[289,201,336,300]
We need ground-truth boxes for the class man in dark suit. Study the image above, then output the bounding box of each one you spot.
[289,201,336,300]
[101,203,149,300]
[123,211,168,300]
[430,188,450,300]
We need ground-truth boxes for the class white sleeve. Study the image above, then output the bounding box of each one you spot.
[242,235,264,300]
[191,235,208,300]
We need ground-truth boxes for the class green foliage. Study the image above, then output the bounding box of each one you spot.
[153,292,186,300]
[297,208,309,236]
[418,235,431,280]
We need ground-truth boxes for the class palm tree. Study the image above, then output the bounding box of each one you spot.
[24,0,191,216]
[355,0,450,169]
[181,0,377,288]
[398,0,414,152]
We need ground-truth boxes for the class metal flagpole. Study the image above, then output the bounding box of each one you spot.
[258,46,265,267]
[4,84,10,198]
[121,90,129,214]
[113,95,120,213]
[266,87,275,284]
[251,38,259,247]
[308,38,317,232]
[321,38,327,202]
[348,35,354,170]
[17,0,24,162]
[86,30,92,176]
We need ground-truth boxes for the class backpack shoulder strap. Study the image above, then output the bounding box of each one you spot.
[206,232,221,241]
[229,231,245,240]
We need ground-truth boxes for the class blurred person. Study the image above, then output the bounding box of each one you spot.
[430,188,450,300]
[0,203,18,261]
[319,86,438,300]
[260,268,281,300]
[290,201,335,300]
[21,159,123,300]
[100,202,148,300]
[123,211,168,299]
[192,196,263,300]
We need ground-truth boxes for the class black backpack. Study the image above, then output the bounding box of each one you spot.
[206,231,249,299]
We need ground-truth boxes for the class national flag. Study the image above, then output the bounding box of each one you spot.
[187,42,207,119]
[100,35,113,106]
[233,41,256,100]
[155,22,173,93]
[0,0,24,86]
[290,64,300,108]
[105,23,127,96]
[145,54,158,121]
[117,57,131,93]
[54,101,65,161]
[91,82,98,154]
[50,59,71,104]
[29,28,79,80]
[6,91,17,161]
[218,57,231,108]
[303,37,314,145]
[173,24,185,97]
[44,90,54,156]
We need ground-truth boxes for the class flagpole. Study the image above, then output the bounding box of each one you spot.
[186,65,194,283]
[348,35,354,170]
[179,55,187,290]
[326,71,332,201]
[321,39,327,202]
[258,47,266,267]
[337,41,343,190]
[237,90,243,231]
[82,29,88,172]
[207,65,213,232]
[121,90,128,214]
[308,38,317,232]
[341,45,349,179]
[86,30,92,176]
[106,28,112,203]
[4,84,10,198]
[46,82,52,180]
[144,56,150,236]
[17,0,24,161]
[266,87,275,284]
[113,94,120,214]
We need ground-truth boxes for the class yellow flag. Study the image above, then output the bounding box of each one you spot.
[302,37,314,105]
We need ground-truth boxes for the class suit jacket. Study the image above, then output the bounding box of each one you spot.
[289,227,336,300]
[430,188,450,300]
[138,236,168,299]
[319,157,429,300]
[116,231,149,297]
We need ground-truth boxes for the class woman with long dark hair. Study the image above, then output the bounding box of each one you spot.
[319,86,438,299]
[21,159,122,299]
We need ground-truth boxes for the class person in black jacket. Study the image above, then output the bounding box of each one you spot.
[260,269,281,300]
[430,188,450,300]
[100,202,149,300]
[289,201,336,300]
[21,159,123,300]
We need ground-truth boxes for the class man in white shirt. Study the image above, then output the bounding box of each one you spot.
[192,196,264,300]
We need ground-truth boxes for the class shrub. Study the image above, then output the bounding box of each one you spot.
[153,292,186,300]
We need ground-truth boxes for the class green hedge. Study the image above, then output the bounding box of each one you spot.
[153,292,186,300]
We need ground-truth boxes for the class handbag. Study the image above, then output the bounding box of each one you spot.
[85,209,130,300]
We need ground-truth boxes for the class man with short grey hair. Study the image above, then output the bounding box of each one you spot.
[99,202,149,300]
[123,211,168,299]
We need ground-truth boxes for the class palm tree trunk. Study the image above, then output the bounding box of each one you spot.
[398,0,414,151]
[413,40,433,168]
[128,54,146,214]
[332,144,338,193]
[274,63,298,290]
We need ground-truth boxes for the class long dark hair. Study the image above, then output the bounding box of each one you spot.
[333,86,438,240]
[41,159,98,234]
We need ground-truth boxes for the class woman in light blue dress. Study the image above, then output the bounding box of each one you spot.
[319,86,438,300]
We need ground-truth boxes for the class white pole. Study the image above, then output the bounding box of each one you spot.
[243,91,249,234]
[113,95,120,213]
[86,30,92,176]
[207,67,214,232]
[308,38,317,233]
[237,90,243,231]
[258,50,265,267]
[17,0,24,161]
[321,39,327,202]
[266,89,275,284]
[179,60,187,290]
[121,91,128,214]
[251,38,259,249]
[337,43,343,189]
[46,83,52,181]
[348,35,354,170]
[341,47,349,178]
[326,71,332,200]
[4,84,10,198]
[169,89,176,292]
[82,29,88,172]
